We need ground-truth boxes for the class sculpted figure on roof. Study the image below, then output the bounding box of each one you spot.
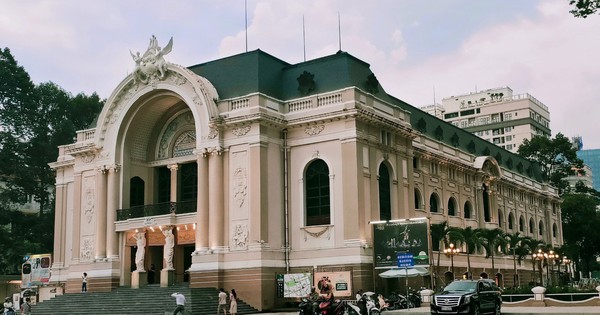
[130,35,173,84]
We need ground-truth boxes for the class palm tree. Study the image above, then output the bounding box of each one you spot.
[476,228,506,272]
[431,221,451,284]
[448,226,482,278]
[504,232,527,287]
[522,237,545,285]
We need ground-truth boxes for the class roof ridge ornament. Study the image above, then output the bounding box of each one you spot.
[130,35,173,84]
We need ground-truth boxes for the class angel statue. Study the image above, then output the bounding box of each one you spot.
[130,35,173,84]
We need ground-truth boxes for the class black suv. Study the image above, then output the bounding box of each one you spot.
[430,279,501,314]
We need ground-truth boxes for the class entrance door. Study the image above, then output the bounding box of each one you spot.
[183,245,193,282]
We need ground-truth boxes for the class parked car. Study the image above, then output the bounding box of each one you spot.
[430,279,502,314]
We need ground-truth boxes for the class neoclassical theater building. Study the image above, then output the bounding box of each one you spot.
[49,37,562,310]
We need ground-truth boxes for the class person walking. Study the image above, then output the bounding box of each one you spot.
[229,289,237,315]
[170,292,186,315]
[217,288,227,315]
[20,298,31,315]
[81,273,88,292]
[3,297,14,315]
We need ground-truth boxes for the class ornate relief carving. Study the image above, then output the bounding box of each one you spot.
[83,187,95,224]
[304,125,324,136]
[130,35,173,84]
[158,112,195,159]
[232,126,251,136]
[232,224,249,250]
[206,126,219,139]
[80,237,94,262]
[81,154,96,164]
[312,151,320,159]
[233,168,248,208]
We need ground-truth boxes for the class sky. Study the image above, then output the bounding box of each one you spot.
[2,0,600,148]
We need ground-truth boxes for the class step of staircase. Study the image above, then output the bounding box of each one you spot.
[31,284,259,315]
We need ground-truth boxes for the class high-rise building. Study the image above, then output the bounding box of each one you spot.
[577,149,600,191]
[421,87,551,153]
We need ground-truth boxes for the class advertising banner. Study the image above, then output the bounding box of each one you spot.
[373,219,430,268]
[313,271,352,297]
[282,273,313,298]
[22,254,52,288]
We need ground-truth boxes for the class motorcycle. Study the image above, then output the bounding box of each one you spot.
[361,292,381,315]
[407,290,421,308]
[318,298,345,315]
[299,297,317,315]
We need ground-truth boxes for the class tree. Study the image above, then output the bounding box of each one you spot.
[431,221,451,284]
[476,228,506,272]
[569,0,600,18]
[448,226,482,278]
[504,232,528,287]
[561,192,600,277]
[521,237,545,285]
[517,133,584,194]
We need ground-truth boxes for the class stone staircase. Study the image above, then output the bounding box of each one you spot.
[31,284,260,315]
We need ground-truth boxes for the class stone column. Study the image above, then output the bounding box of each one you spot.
[208,148,224,249]
[195,152,209,252]
[106,165,120,259]
[95,166,108,260]
[168,164,179,203]
[72,172,83,263]
[53,182,66,267]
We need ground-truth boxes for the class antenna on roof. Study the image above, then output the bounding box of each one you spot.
[303,15,306,62]
[338,12,342,52]
[245,0,248,52]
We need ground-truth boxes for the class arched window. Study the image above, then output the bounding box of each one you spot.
[414,188,422,210]
[430,193,440,213]
[529,218,535,234]
[378,164,391,221]
[130,176,145,207]
[519,216,525,232]
[305,159,330,226]
[508,213,515,230]
[464,201,472,219]
[447,197,457,216]
[482,183,491,222]
[498,209,504,228]
[553,223,558,238]
[538,220,544,236]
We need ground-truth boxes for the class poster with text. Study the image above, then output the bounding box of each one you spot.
[313,271,352,297]
[373,219,430,268]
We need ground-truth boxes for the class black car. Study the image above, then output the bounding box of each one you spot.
[430,279,501,315]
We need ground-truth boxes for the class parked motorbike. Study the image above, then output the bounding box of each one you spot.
[318,298,345,315]
[299,297,317,315]
[407,290,421,308]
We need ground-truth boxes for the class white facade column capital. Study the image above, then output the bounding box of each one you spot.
[167,164,179,172]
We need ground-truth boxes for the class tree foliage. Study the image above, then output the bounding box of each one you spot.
[561,192,600,276]
[517,133,583,194]
[0,47,103,274]
[569,0,600,18]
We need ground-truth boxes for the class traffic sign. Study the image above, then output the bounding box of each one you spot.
[397,252,414,268]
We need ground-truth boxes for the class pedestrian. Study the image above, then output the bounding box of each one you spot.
[3,297,14,315]
[81,272,88,292]
[148,264,156,284]
[217,288,227,315]
[170,292,186,315]
[229,289,237,315]
[20,297,31,315]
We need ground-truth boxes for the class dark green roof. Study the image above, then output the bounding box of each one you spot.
[187,50,543,182]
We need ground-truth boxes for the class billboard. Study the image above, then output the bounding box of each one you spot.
[313,271,352,297]
[282,273,312,298]
[373,219,430,268]
[22,254,52,288]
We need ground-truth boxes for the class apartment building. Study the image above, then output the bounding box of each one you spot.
[421,87,551,152]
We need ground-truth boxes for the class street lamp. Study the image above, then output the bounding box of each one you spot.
[532,249,545,286]
[562,256,572,284]
[444,243,460,279]
[544,250,559,286]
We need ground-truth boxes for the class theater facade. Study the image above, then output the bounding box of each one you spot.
[49,37,562,310]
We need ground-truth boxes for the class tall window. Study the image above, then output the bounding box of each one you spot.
[519,216,525,232]
[447,197,457,216]
[529,218,534,234]
[538,221,544,236]
[414,189,422,210]
[498,209,503,228]
[482,184,491,222]
[508,213,515,230]
[157,167,170,203]
[430,193,440,213]
[378,164,391,221]
[553,223,558,238]
[130,176,145,207]
[464,201,472,219]
[180,162,198,202]
[305,159,330,226]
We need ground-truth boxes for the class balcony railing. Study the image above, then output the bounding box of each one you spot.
[117,200,197,221]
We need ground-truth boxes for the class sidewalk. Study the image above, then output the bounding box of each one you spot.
[254,305,600,314]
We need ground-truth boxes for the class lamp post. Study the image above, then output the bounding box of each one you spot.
[532,249,545,286]
[444,243,460,279]
[562,256,571,284]
[544,250,559,286]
